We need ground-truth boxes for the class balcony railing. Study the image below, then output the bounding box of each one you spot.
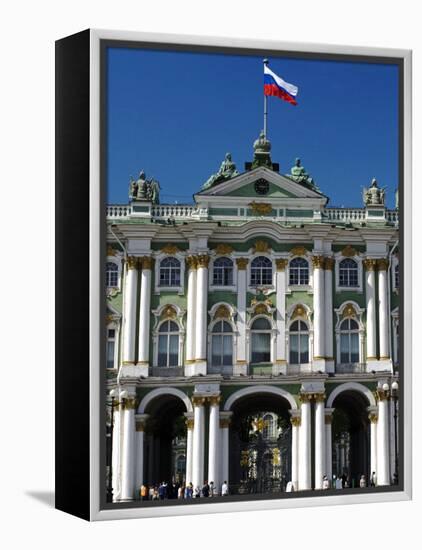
[324,208,366,222]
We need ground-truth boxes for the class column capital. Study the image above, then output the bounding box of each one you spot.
[363,258,377,271]
[196,254,210,268]
[324,257,335,271]
[311,255,325,269]
[275,258,288,271]
[324,407,335,424]
[208,395,221,407]
[290,416,301,427]
[140,255,154,270]
[192,394,207,406]
[376,388,390,401]
[121,396,138,410]
[299,392,325,403]
[376,258,389,271]
[186,255,198,270]
[236,257,249,270]
[219,411,233,428]
[126,255,139,270]
[135,413,149,431]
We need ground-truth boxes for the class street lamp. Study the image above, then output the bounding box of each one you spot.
[106,389,127,503]
[391,381,399,484]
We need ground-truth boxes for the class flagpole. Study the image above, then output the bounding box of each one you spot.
[263,58,269,138]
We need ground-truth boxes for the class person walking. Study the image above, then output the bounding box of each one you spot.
[201,481,210,498]
[209,481,215,497]
[322,475,330,490]
[185,482,193,498]
[370,472,377,487]
[178,485,185,499]
[221,480,229,496]
[140,483,148,501]
[359,475,366,488]
[193,486,201,498]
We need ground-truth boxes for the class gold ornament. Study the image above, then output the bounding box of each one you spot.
[312,255,325,269]
[363,258,377,271]
[275,258,288,271]
[291,304,306,319]
[342,303,357,318]
[290,416,301,427]
[186,255,198,270]
[290,246,307,257]
[377,258,389,271]
[186,418,194,430]
[161,244,180,255]
[299,392,312,403]
[197,254,210,268]
[208,395,221,406]
[368,412,378,424]
[341,245,358,257]
[192,395,206,406]
[220,418,231,428]
[161,305,177,319]
[215,305,230,319]
[253,239,270,253]
[248,201,273,216]
[254,303,268,315]
[376,389,389,401]
[122,397,138,410]
[213,243,233,255]
[314,393,326,403]
[107,244,117,256]
[136,418,148,432]
[126,256,138,270]
[140,256,154,270]
[236,257,248,270]
[324,414,333,425]
[324,257,335,271]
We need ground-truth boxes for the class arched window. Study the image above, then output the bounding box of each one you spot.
[211,320,233,366]
[106,327,116,369]
[289,258,309,285]
[339,318,359,363]
[339,258,358,287]
[106,262,119,287]
[213,257,233,286]
[250,256,273,286]
[394,263,399,290]
[158,320,179,366]
[262,414,276,440]
[251,317,271,363]
[159,257,181,287]
[289,320,309,364]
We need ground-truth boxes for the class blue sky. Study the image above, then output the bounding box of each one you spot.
[106,46,399,208]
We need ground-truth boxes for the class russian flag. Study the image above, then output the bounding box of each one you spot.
[264,65,298,106]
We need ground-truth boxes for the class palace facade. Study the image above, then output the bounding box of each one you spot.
[106,133,399,502]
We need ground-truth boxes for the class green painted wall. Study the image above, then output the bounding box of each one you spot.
[225,181,296,198]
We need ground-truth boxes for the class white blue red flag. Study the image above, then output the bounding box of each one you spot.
[264,65,298,106]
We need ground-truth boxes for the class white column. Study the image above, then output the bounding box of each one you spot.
[364,259,377,360]
[298,394,312,490]
[134,414,149,495]
[122,257,138,363]
[185,257,197,364]
[289,411,300,491]
[111,403,121,501]
[184,413,194,485]
[235,258,248,374]
[137,257,152,370]
[192,396,205,490]
[325,408,334,483]
[312,256,325,361]
[120,395,137,500]
[220,413,232,490]
[314,395,326,489]
[377,259,390,359]
[368,408,378,482]
[324,258,334,361]
[275,259,288,372]
[208,396,221,489]
[377,389,390,485]
[195,255,209,373]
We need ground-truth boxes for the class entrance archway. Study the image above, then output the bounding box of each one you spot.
[331,390,370,487]
[228,391,294,495]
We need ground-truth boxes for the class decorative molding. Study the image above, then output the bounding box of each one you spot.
[213,243,233,255]
[363,258,377,271]
[299,392,325,403]
[324,257,335,271]
[140,255,154,270]
[275,258,288,271]
[248,201,273,216]
[376,258,389,271]
[368,412,378,424]
[253,239,270,253]
[236,257,249,270]
[160,244,180,255]
[136,417,149,432]
[192,395,206,406]
[324,414,333,424]
[208,395,221,406]
[311,255,325,269]
[196,254,210,268]
[291,304,307,319]
[107,244,117,256]
[342,302,357,318]
[161,305,177,320]
[122,397,138,410]
[214,304,231,319]
[186,418,194,430]
[341,245,358,257]
[314,393,326,403]
[290,246,307,257]
[290,416,301,427]
[254,303,269,315]
[220,418,231,428]
[376,389,389,402]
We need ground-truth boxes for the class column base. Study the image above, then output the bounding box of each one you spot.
[119,363,149,378]
[366,358,393,373]
[233,362,248,376]
[184,361,207,377]
[312,357,327,373]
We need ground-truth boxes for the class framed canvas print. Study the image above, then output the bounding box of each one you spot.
[55,29,412,521]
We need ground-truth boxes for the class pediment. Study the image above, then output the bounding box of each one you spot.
[195,166,326,201]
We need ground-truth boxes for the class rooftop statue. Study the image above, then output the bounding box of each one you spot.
[202,153,239,190]
[129,170,160,204]
[287,158,319,192]
[251,130,273,169]
[362,177,385,207]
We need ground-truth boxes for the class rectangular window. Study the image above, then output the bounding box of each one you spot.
[158,335,167,366]
[251,332,271,363]
[106,340,115,369]
[289,334,299,364]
